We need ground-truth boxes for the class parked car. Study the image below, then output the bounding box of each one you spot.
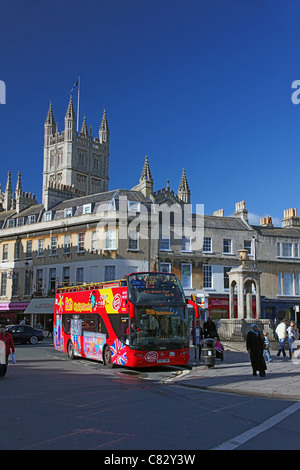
[6,325,44,345]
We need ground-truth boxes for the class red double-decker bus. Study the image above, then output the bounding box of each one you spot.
[54,272,199,368]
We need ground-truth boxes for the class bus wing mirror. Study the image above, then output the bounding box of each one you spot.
[127,300,135,319]
[187,299,200,319]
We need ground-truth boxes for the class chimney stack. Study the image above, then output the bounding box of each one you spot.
[282,208,300,227]
[213,209,224,217]
[234,200,248,222]
[260,216,273,227]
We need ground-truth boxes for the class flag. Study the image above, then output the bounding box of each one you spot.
[70,78,79,93]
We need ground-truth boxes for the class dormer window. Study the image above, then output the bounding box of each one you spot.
[45,211,53,221]
[16,217,25,226]
[64,208,74,218]
[83,203,92,214]
[128,201,140,212]
[28,215,36,224]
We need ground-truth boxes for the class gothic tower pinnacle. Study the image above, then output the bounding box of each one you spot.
[139,155,153,183]
[80,116,89,136]
[15,171,22,198]
[131,156,153,197]
[44,102,56,146]
[99,109,110,144]
[177,168,191,204]
[3,171,13,211]
[64,95,76,141]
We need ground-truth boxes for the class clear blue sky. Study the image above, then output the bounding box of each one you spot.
[1,0,300,226]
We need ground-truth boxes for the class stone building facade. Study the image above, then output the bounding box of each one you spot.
[1,98,300,331]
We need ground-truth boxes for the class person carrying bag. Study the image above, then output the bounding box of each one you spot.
[0,325,15,377]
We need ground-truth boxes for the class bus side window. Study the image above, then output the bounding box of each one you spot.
[121,316,129,342]
[82,314,98,333]
[62,314,72,334]
[98,317,108,336]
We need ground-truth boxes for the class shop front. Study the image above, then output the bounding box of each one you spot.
[192,293,257,320]
[261,297,299,325]
[207,296,300,325]
[209,296,257,319]
[0,301,30,326]
[24,298,55,329]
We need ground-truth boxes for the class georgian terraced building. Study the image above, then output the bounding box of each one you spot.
[0,97,300,328]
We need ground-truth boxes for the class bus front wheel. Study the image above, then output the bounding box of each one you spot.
[67,340,75,360]
[104,346,114,368]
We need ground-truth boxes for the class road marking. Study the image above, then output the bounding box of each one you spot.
[213,401,300,450]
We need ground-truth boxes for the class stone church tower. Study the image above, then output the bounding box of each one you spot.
[42,97,110,209]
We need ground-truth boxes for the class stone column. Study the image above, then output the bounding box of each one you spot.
[255,280,261,319]
[246,290,252,318]
[237,277,245,319]
[229,282,235,319]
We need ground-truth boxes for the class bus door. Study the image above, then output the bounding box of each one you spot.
[71,317,82,356]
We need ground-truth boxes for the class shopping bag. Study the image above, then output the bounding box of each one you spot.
[10,352,16,364]
[0,340,5,365]
[0,341,6,377]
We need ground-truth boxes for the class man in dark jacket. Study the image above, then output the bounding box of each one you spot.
[0,325,15,377]
[246,324,266,377]
[203,317,219,339]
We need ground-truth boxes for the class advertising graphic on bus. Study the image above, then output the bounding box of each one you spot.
[54,272,199,367]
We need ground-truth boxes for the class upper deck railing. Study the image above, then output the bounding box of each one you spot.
[56,278,127,294]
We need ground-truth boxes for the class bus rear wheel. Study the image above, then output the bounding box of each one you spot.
[104,346,114,368]
[67,340,75,360]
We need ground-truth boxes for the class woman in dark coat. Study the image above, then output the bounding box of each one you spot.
[246,324,266,377]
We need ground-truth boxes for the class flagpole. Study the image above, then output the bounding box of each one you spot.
[76,76,80,133]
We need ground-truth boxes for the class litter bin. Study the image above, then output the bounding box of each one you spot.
[201,338,215,368]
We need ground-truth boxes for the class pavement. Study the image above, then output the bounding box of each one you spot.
[43,335,300,400]
[169,341,300,401]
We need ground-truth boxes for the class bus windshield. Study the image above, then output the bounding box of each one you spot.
[127,272,185,304]
[128,304,189,350]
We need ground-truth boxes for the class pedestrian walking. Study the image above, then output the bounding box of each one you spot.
[203,316,219,339]
[246,324,266,377]
[0,325,15,377]
[192,324,202,360]
[47,318,53,338]
[275,319,287,357]
[263,331,272,363]
[287,321,296,359]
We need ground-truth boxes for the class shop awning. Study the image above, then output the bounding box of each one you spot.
[24,298,55,315]
[0,302,29,311]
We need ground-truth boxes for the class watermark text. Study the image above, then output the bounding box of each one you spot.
[0,80,6,104]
